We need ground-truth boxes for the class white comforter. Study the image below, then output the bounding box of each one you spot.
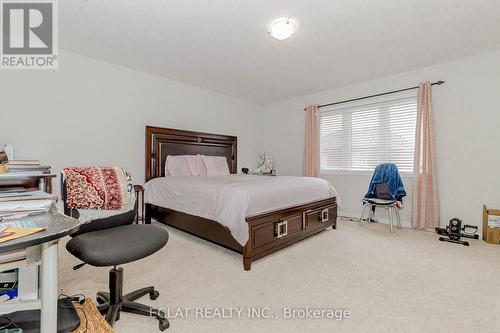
[144,175,338,246]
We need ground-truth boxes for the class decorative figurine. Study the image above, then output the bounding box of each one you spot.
[253,153,274,174]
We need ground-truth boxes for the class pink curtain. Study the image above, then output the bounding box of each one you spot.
[412,82,440,229]
[304,105,320,177]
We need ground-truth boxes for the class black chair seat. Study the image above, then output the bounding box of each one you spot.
[363,198,397,206]
[66,224,169,267]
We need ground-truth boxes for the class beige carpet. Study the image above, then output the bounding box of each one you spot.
[59,220,500,333]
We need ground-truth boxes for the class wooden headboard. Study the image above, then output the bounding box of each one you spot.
[145,126,237,181]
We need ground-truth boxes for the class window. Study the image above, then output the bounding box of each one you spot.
[320,96,417,174]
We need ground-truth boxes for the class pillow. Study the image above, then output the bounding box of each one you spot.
[195,155,208,176]
[202,156,230,176]
[185,155,207,176]
[165,155,192,176]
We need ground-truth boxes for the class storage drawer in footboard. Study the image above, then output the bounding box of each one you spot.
[251,213,304,251]
[242,198,336,270]
[306,205,337,230]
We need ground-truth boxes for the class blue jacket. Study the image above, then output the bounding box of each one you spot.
[365,163,406,201]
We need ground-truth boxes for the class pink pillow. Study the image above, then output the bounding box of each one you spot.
[185,155,207,176]
[165,155,192,176]
[202,156,230,176]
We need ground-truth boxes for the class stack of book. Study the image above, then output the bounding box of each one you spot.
[5,160,49,174]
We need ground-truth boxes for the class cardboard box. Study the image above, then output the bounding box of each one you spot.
[483,205,500,244]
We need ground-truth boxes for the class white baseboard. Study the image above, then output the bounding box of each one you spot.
[338,210,412,228]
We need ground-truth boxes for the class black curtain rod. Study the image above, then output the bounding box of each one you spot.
[305,80,445,110]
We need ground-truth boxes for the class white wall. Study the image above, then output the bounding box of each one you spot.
[0,50,260,192]
[259,50,500,230]
[2,48,500,231]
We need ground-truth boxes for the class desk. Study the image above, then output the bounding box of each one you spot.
[0,205,80,332]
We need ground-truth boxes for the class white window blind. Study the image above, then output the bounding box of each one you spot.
[320,96,417,174]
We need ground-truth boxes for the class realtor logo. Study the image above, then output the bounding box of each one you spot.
[1,0,58,69]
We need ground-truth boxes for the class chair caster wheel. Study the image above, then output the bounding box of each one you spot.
[159,318,170,331]
[96,296,107,305]
[150,290,160,300]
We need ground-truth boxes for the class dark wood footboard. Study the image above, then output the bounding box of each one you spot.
[146,197,337,270]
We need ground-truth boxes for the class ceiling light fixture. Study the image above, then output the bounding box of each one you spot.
[268,17,297,40]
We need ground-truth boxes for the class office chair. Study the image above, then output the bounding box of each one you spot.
[61,169,170,331]
[359,163,406,232]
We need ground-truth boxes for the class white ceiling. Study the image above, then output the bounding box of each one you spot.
[61,0,500,104]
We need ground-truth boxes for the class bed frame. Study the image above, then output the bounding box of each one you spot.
[145,126,337,270]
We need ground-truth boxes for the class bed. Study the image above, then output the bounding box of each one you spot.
[144,126,338,270]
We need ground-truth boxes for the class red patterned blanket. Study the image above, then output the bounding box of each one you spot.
[63,167,128,210]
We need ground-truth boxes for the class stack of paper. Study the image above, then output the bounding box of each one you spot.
[0,226,46,244]
[0,190,55,219]
[0,190,55,203]
[0,187,25,194]
[0,219,46,246]
[0,171,50,178]
[0,200,52,218]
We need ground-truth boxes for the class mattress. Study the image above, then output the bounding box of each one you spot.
[144,174,338,245]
